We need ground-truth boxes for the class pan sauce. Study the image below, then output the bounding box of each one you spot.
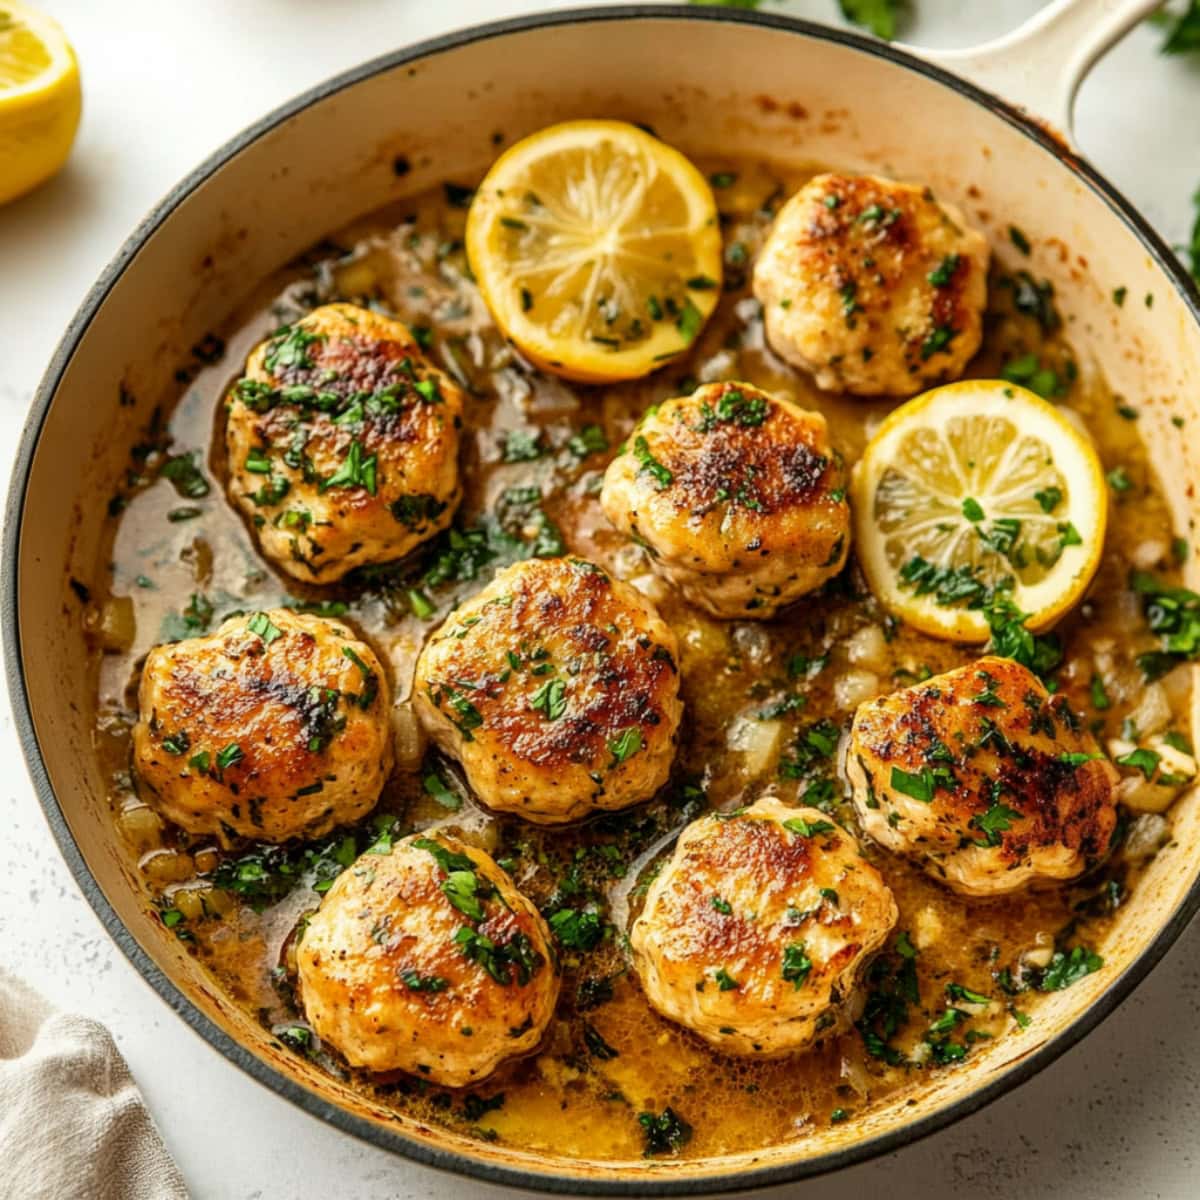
[90,157,1192,1160]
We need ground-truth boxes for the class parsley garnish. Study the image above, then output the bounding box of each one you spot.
[264,325,323,373]
[1037,945,1103,991]
[607,726,643,764]
[423,771,462,810]
[783,816,835,837]
[247,612,283,645]
[320,439,377,495]
[548,906,605,951]
[216,743,244,771]
[890,766,939,803]
[781,942,813,989]
[970,801,1022,847]
[1116,747,1160,778]
[638,1107,693,1157]
[632,435,673,489]
[530,678,567,721]
[400,971,449,992]
[927,253,960,287]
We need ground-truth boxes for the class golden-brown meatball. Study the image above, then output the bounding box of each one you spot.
[630,796,897,1057]
[133,609,392,842]
[413,557,682,824]
[600,381,850,618]
[296,831,558,1086]
[754,173,989,396]
[225,303,463,582]
[846,656,1118,896]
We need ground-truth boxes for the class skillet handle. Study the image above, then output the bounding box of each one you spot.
[901,0,1162,146]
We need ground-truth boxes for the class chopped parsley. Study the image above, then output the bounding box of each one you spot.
[320,439,377,495]
[927,253,960,287]
[400,970,449,993]
[423,771,461,810]
[970,801,1022,847]
[781,942,813,989]
[160,451,210,499]
[1131,570,1200,679]
[1036,945,1103,991]
[215,742,244,772]
[530,678,567,721]
[713,967,739,991]
[548,906,605,951]
[247,612,283,645]
[632,435,673,489]
[607,726,643,765]
[783,816,835,838]
[567,424,609,458]
[638,1107,693,1157]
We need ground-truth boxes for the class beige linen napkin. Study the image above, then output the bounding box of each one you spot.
[0,968,188,1200]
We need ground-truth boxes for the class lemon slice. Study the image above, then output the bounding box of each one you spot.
[465,119,722,383]
[851,380,1107,642]
[0,1,81,206]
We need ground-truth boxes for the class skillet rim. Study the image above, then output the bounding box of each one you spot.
[5,5,1200,1194]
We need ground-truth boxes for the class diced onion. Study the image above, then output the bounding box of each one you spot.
[117,805,163,855]
[333,257,379,297]
[629,573,669,604]
[833,669,879,711]
[727,715,782,777]
[731,622,772,665]
[1118,774,1178,814]
[611,542,646,581]
[1126,683,1171,738]
[1131,540,1168,570]
[85,596,135,652]
[171,887,206,922]
[140,848,194,886]
[391,704,426,772]
[846,624,888,673]
[1125,813,1169,859]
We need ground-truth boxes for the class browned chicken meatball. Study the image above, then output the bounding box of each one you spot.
[630,797,897,1057]
[225,303,463,582]
[297,831,558,1086]
[600,381,850,618]
[754,173,989,396]
[133,609,392,842]
[413,557,682,824]
[846,656,1118,896]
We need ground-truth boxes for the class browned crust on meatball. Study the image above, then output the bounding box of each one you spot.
[134,610,391,841]
[225,304,463,581]
[421,558,678,774]
[296,832,559,1084]
[784,175,981,378]
[650,382,846,525]
[600,382,851,617]
[650,813,865,992]
[851,656,1118,867]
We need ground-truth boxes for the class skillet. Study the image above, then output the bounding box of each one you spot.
[5,1,1200,1192]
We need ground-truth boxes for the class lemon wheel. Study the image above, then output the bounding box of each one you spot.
[0,1,81,206]
[465,119,722,383]
[851,380,1107,642]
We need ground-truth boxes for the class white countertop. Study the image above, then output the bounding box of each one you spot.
[3,2,1200,1197]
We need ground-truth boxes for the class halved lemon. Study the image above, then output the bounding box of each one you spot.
[465,119,722,383]
[0,1,81,206]
[851,380,1107,642]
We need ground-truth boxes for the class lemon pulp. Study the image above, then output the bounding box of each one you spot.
[0,1,81,206]
[852,381,1107,642]
[466,120,722,383]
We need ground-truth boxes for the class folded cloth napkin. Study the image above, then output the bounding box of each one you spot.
[0,968,188,1200]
